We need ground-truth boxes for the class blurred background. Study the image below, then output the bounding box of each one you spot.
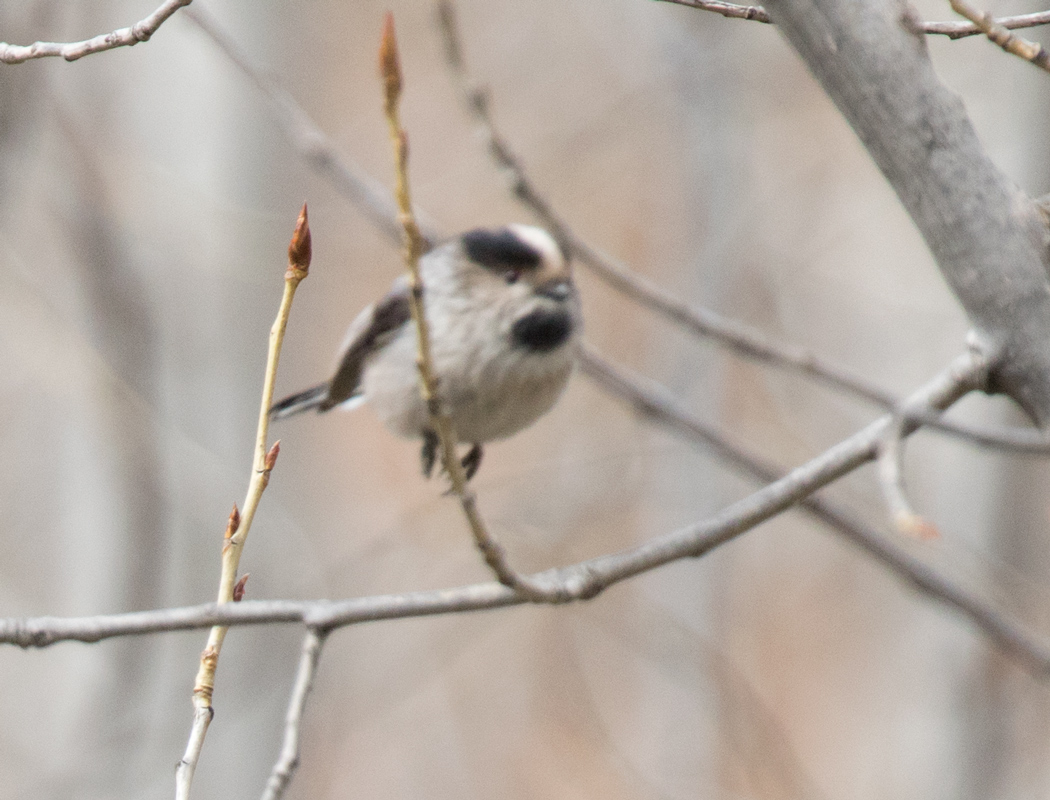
[1,1,1050,798]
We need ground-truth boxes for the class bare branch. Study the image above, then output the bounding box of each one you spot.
[260,628,328,800]
[176,207,309,800]
[578,347,1050,676]
[924,9,1050,39]
[0,0,192,64]
[655,0,771,22]
[766,0,1050,424]
[9,353,1042,672]
[654,0,1050,40]
[4,342,1050,678]
[948,0,1050,70]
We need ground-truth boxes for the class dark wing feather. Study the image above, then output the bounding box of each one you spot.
[320,286,412,410]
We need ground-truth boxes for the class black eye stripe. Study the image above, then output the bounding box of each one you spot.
[462,228,542,271]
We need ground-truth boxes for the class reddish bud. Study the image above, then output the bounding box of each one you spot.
[379,12,402,107]
[233,573,250,602]
[264,440,281,471]
[287,203,311,278]
[225,503,241,539]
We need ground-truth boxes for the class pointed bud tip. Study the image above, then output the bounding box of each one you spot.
[233,574,250,602]
[379,12,402,101]
[287,203,312,275]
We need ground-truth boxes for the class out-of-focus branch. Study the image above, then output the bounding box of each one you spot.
[654,0,1050,40]
[181,5,438,246]
[0,0,192,64]
[175,207,310,800]
[260,628,328,800]
[435,0,1050,456]
[949,0,1050,71]
[765,0,1050,423]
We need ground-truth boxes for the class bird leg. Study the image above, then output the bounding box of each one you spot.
[461,443,484,480]
[420,430,439,478]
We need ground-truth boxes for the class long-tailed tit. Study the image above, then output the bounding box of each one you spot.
[271,224,581,478]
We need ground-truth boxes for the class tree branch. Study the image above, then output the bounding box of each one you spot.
[0,0,193,64]
[654,0,1050,40]
[175,208,310,800]
[764,0,1050,423]
[578,346,1050,676]
[260,628,328,800]
[949,0,1050,71]
[10,353,1043,673]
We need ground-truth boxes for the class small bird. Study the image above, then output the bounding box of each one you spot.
[271,224,581,479]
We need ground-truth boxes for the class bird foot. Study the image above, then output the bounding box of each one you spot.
[461,444,483,480]
[420,434,483,482]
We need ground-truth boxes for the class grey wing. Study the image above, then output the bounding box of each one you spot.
[320,283,412,410]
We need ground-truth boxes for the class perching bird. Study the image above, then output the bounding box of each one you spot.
[270,224,581,479]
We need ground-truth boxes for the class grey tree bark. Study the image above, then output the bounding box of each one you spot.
[766,0,1050,421]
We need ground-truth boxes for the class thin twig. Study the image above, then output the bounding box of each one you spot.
[0,0,192,63]
[923,9,1050,39]
[175,206,310,800]
[435,0,1050,456]
[653,0,1050,40]
[654,0,771,22]
[949,0,1050,70]
[260,628,328,800]
[378,16,552,600]
[876,412,940,539]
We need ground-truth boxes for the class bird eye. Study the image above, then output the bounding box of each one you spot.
[505,270,520,285]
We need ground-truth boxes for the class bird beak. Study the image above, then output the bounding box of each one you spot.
[536,280,573,301]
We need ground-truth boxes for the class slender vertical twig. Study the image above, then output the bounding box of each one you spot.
[260,627,329,800]
[378,15,556,600]
[175,206,312,800]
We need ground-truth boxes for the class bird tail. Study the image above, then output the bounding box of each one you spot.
[270,384,330,420]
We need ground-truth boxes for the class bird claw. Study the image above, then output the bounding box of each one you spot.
[421,430,439,478]
[461,444,483,480]
[421,435,483,482]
